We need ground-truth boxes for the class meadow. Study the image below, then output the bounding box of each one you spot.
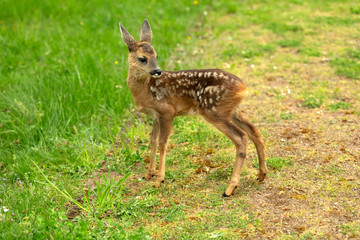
[1,0,360,239]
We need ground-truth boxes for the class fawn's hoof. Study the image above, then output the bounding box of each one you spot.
[144,171,158,180]
[154,179,164,188]
[144,174,155,180]
[222,192,231,197]
[223,185,237,197]
[257,172,267,182]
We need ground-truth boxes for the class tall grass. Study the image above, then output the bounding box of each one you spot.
[0,0,209,238]
[0,0,209,170]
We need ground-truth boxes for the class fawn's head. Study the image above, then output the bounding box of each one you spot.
[119,19,162,78]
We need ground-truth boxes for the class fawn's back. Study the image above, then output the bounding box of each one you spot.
[138,68,247,118]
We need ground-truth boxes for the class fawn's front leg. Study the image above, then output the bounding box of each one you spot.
[154,115,173,188]
[145,119,159,180]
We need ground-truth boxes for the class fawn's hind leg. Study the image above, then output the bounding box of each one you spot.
[202,114,249,196]
[232,110,268,181]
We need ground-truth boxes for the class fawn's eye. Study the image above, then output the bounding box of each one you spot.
[138,57,147,63]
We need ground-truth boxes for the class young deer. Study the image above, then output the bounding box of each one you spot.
[119,19,268,196]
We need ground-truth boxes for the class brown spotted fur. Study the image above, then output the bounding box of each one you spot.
[119,20,268,196]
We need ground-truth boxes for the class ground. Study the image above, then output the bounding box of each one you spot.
[115,2,360,238]
[1,0,360,239]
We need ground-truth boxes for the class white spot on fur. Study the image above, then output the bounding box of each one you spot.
[206,86,218,95]
[198,72,203,78]
[155,80,163,86]
[209,98,213,104]
[219,73,224,78]
[162,87,171,96]
[156,92,164,100]
[213,72,218,79]
[150,86,157,92]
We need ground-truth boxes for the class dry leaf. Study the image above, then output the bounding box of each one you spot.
[187,215,203,220]
[204,159,216,168]
[201,188,212,193]
[294,225,307,233]
[195,166,209,174]
[143,156,150,163]
[72,125,77,134]
[206,148,215,154]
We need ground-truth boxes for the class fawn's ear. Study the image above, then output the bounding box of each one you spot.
[119,23,137,52]
[140,19,152,43]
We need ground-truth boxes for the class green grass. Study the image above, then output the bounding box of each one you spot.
[303,95,324,108]
[329,101,352,111]
[331,58,360,79]
[299,46,321,57]
[264,22,303,35]
[267,157,293,171]
[314,16,360,26]
[350,6,360,14]
[339,222,360,238]
[347,48,360,59]
[2,0,360,239]
[280,112,293,120]
[222,42,276,59]
[277,39,303,48]
[0,0,209,238]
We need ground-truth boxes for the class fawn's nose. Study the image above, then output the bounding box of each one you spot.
[150,69,162,77]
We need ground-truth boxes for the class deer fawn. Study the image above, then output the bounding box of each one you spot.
[119,19,268,196]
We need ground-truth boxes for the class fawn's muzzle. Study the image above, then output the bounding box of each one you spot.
[150,69,162,77]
